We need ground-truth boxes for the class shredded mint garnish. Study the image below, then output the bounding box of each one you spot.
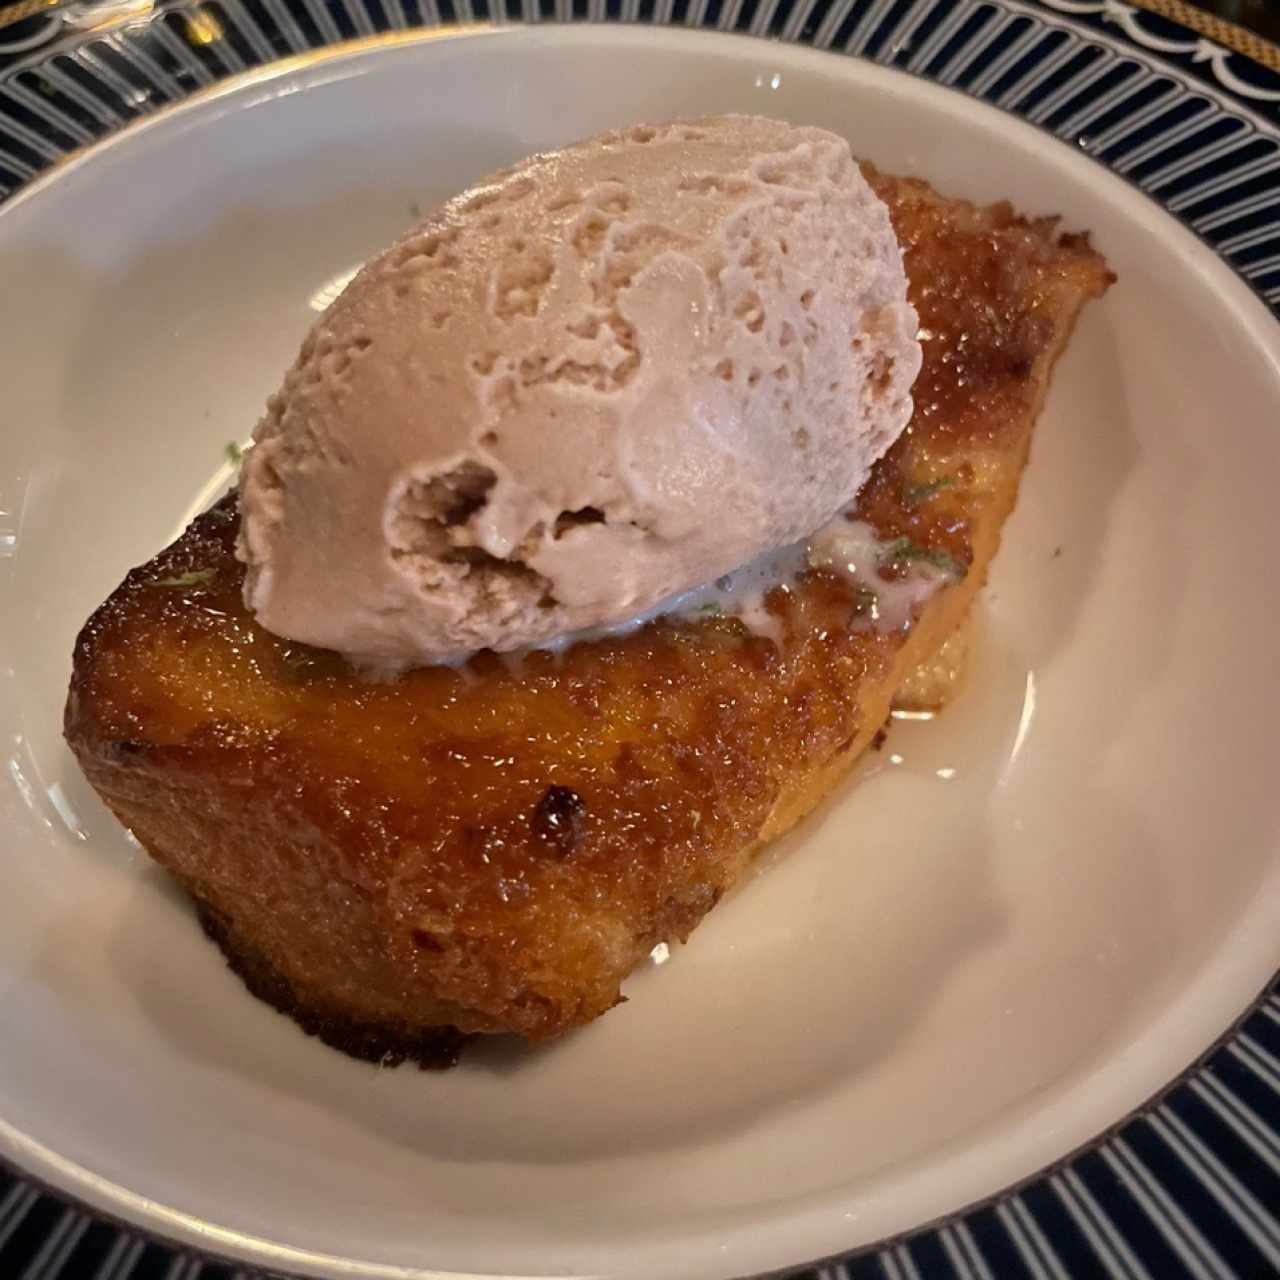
[225,441,244,466]
[880,538,966,579]
[904,475,957,508]
[697,601,724,614]
[152,569,216,589]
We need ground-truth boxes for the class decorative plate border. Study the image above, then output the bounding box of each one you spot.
[1,3,1278,1279]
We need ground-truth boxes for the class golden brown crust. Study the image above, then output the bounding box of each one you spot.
[63,172,1113,1057]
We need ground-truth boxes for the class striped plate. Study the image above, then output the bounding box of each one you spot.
[0,2,1278,1277]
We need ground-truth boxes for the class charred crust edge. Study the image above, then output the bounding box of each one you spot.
[196,900,469,1070]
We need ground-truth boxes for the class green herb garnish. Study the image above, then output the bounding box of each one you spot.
[225,441,244,466]
[152,569,217,589]
[903,475,957,509]
[880,538,966,579]
[697,601,724,615]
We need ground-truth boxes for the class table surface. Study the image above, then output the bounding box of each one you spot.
[1191,0,1280,43]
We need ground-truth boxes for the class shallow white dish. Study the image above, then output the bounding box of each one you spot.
[2,22,1279,1280]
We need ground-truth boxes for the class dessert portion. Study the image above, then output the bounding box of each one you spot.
[64,128,1112,1067]
[238,117,921,667]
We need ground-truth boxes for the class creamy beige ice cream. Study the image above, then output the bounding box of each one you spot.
[237,115,921,665]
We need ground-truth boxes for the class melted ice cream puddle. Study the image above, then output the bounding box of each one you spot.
[807,518,958,630]
[518,515,960,662]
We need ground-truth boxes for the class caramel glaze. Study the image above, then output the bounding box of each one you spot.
[64,172,1113,1063]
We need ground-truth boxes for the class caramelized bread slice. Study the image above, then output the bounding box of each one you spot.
[64,173,1113,1065]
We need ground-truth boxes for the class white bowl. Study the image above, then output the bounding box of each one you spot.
[2,23,1279,1280]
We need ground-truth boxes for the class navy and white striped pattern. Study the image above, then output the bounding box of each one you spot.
[0,0,1278,1275]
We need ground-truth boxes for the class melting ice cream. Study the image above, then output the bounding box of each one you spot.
[237,115,922,665]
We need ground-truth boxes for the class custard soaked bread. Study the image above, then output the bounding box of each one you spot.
[64,171,1112,1065]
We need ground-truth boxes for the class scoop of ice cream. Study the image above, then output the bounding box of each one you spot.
[237,114,921,665]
